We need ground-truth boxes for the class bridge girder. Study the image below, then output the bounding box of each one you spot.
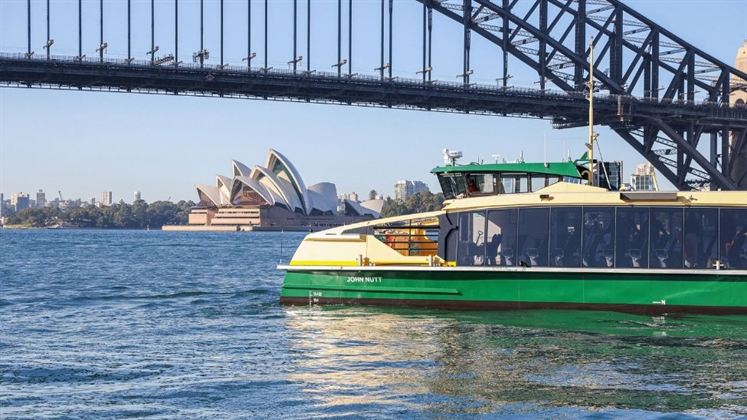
[420,0,747,190]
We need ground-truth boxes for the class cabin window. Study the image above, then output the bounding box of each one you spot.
[649,208,683,269]
[457,211,487,266]
[581,207,616,267]
[550,207,583,267]
[517,208,550,266]
[448,205,742,270]
[721,209,747,269]
[615,208,650,268]
[684,208,718,269]
[486,209,518,266]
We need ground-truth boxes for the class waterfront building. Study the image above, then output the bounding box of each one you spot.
[11,192,30,212]
[394,180,430,200]
[35,189,46,208]
[630,163,658,191]
[0,193,4,217]
[101,191,113,206]
[134,191,141,202]
[172,149,382,231]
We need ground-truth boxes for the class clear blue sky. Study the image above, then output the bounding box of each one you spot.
[1,0,746,203]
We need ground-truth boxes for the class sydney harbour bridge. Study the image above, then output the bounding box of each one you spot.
[1,0,747,191]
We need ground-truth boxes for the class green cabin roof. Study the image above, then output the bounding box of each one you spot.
[431,160,583,178]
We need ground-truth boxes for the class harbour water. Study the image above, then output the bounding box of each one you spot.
[1,229,746,419]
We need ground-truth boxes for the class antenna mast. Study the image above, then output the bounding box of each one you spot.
[586,38,598,186]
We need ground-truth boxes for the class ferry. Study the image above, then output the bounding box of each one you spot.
[279,151,747,314]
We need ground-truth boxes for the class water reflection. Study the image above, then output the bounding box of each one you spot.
[284,307,747,417]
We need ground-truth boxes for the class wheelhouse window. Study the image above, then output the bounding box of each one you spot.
[466,173,497,195]
[501,173,528,194]
[437,173,466,199]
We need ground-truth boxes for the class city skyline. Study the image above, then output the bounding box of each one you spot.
[1,1,746,202]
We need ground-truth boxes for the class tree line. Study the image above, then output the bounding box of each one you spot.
[5,191,443,229]
[4,200,195,229]
[380,191,444,218]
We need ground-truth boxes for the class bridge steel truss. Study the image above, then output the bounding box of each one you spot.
[2,0,747,190]
[420,0,747,190]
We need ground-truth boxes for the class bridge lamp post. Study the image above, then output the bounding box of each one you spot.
[644,86,664,98]
[95,42,108,62]
[287,56,303,71]
[416,66,432,81]
[242,52,257,69]
[457,69,473,85]
[332,59,347,76]
[147,46,159,63]
[496,74,513,88]
[193,48,209,68]
[535,77,551,92]
[375,63,390,80]
[42,39,53,58]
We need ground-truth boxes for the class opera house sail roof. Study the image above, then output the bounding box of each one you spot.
[193,149,381,219]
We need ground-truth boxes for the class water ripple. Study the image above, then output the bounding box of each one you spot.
[1,230,746,418]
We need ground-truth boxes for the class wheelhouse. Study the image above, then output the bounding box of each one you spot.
[432,161,586,199]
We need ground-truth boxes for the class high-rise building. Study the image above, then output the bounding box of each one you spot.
[11,192,30,211]
[630,163,658,191]
[101,191,113,206]
[36,189,46,208]
[394,180,430,200]
[134,191,141,202]
[730,41,747,188]
[0,192,4,217]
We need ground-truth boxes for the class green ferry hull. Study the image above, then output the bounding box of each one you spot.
[280,267,747,314]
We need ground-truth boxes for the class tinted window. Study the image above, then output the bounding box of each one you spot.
[486,209,518,266]
[615,207,649,268]
[684,208,718,269]
[650,208,683,268]
[721,208,747,269]
[550,207,582,267]
[518,208,549,266]
[457,211,487,266]
[582,207,615,267]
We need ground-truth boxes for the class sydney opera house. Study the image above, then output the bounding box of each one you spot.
[169,149,383,231]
